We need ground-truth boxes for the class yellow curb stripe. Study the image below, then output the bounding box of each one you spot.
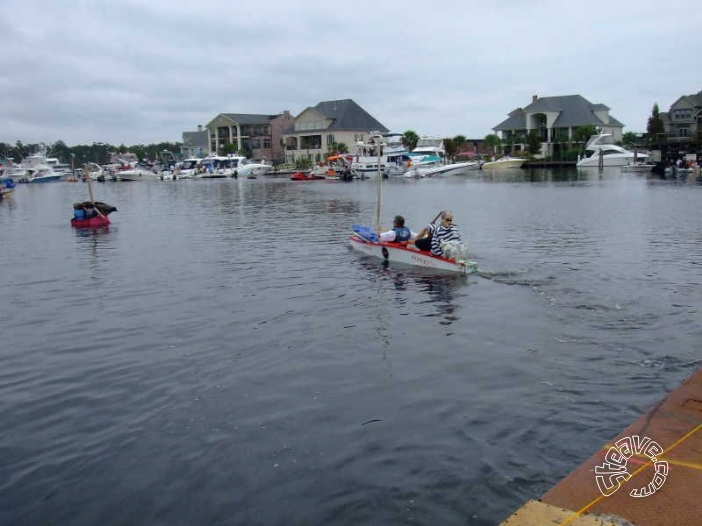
[558,423,702,526]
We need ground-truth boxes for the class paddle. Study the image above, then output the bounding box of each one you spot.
[429,211,443,225]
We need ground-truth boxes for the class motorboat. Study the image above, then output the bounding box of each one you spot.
[20,151,62,183]
[234,157,272,178]
[291,170,325,181]
[410,161,480,178]
[196,156,235,178]
[576,133,649,168]
[351,133,409,178]
[480,156,525,170]
[172,158,201,179]
[116,163,154,181]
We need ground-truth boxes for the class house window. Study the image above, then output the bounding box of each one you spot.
[326,134,335,146]
[673,109,692,120]
[263,138,271,149]
[679,128,690,137]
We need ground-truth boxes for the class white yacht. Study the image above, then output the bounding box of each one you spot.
[234,157,272,178]
[351,133,409,178]
[577,133,649,167]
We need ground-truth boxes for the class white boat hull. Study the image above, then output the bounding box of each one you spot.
[577,155,640,167]
[422,162,480,177]
[349,236,477,275]
[620,163,655,173]
[481,158,525,170]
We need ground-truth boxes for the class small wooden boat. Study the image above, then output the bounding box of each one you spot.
[350,226,477,275]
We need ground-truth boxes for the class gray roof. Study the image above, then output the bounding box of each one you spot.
[182,130,208,148]
[494,95,624,131]
[283,99,388,134]
[221,113,276,125]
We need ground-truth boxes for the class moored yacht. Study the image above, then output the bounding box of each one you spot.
[577,133,649,167]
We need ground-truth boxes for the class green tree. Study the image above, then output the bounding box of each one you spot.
[443,138,456,158]
[49,140,71,163]
[525,130,542,157]
[573,125,598,144]
[646,103,665,142]
[622,132,639,147]
[402,130,419,151]
[451,135,467,155]
[484,134,501,156]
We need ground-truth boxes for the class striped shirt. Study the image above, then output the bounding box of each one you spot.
[428,223,462,256]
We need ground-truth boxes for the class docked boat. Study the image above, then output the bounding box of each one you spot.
[351,133,409,178]
[234,157,272,178]
[196,156,235,178]
[290,170,325,181]
[409,161,480,178]
[114,162,154,181]
[480,156,526,170]
[1,176,15,199]
[576,133,649,167]
[621,162,655,173]
[20,150,63,183]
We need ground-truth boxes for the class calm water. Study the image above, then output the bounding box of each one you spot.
[1,169,700,525]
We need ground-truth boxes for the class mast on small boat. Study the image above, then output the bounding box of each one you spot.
[372,132,384,230]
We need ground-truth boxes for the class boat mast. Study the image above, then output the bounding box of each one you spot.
[371,132,384,230]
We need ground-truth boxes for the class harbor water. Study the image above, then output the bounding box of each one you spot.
[1,169,700,525]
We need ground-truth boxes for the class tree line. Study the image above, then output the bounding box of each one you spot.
[0,140,182,166]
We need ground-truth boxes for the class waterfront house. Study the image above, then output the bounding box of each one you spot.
[493,94,625,157]
[204,111,294,163]
[660,90,702,142]
[281,99,388,166]
[181,125,209,159]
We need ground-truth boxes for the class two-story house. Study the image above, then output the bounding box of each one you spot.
[493,94,625,157]
[660,90,702,142]
[181,125,209,159]
[204,111,294,162]
[281,99,388,165]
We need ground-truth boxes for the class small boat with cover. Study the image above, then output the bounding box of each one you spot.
[71,164,117,228]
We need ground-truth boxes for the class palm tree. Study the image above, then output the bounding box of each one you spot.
[402,130,419,151]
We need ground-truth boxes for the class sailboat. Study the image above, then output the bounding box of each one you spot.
[348,133,477,274]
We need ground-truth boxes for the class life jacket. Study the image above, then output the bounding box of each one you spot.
[393,226,411,242]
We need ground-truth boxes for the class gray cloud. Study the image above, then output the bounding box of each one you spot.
[1,0,700,146]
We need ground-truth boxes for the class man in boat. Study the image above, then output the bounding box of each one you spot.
[378,215,416,243]
[414,210,462,256]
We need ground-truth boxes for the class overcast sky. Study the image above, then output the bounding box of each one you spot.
[2,0,700,146]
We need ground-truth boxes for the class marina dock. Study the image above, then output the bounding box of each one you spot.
[502,368,702,525]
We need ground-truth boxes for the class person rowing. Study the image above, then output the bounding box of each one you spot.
[414,210,461,256]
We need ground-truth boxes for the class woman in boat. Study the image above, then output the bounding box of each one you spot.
[414,210,461,256]
[378,215,416,243]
